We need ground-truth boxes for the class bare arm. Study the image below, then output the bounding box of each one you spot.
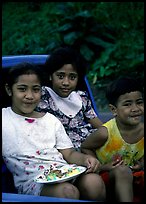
[88,117,103,128]
[80,148,97,158]
[83,117,103,156]
[81,126,108,155]
[59,148,101,173]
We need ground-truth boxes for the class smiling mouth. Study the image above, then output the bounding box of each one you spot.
[131,114,141,117]
[24,102,34,105]
[130,115,141,121]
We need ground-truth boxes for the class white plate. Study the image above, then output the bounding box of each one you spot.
[34,164,86,184]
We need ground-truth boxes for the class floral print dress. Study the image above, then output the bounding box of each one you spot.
[36,87,98,150]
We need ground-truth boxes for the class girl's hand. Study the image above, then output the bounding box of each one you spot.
[84,155,101,173]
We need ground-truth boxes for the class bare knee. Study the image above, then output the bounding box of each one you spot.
[62,183,80,199]
[111,165,133,182]
[76,173,106,201]
[41,182,80,199]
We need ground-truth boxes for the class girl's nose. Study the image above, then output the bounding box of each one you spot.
[25,90,34,99]
[62,77,69,85]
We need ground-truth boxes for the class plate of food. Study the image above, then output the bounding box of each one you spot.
[34,163,87,184]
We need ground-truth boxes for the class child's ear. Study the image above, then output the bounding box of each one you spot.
[49,75,52,81]
[109,104,117,116]
[5,84,12,96]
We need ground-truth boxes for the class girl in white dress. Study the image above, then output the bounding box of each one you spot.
[2,62,106,201]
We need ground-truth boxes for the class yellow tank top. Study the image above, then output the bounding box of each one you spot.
[95,118,144,166]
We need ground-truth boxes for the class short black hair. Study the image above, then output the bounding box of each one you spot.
[106,76,144,106]
[6,62,43,88]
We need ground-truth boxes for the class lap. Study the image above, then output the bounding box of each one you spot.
[40,181,77,197]
[100,170,144,202]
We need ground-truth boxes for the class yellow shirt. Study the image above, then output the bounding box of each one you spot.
[96,118,144,166]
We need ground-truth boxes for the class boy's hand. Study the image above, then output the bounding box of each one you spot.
[129,160,144,171]
[100,159,124,172]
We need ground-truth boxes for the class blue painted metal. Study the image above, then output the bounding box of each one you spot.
[2,55,48,68]
[84,76,100,117]
[2,193,95,202]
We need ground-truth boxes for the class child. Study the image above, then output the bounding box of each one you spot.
[2,62,106,201]
[36,47,103,151]
[81,76,144,202]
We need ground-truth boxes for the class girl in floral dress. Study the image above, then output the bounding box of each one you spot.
[36,47,103,151]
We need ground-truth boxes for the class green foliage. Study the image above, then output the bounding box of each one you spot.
[2,2,144,88]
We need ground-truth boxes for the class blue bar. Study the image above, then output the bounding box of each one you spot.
[2,193,94,202]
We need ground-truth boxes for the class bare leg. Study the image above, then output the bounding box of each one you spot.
[75,173,106,201]
[110,165,133,202]
[40,182,80,199]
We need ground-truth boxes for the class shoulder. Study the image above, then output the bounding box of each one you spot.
[43,112,62,123]
[41,86,51,95]
[77,90,88,97]
[2,107,11,115]
[76,90,91,105]
[98,126,108,138]
[42,86,49,91]
[2,107,10,111]
[102,118,118,137]
[103,118,116,128]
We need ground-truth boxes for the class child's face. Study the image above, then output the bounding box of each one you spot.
[114,91,144,125]
[51,64,78,97]
[11,74,41,116]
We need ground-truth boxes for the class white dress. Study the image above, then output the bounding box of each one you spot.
[2,107,73,195]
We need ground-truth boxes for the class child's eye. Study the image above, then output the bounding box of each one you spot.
[18,87,26,92]
[57,74,64,79]
[123,103,131,106]
[33,88,41,93]
[69,74,78,80]
[69,75,77,80]
[137,100,144,105]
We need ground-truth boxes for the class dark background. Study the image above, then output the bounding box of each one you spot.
[2,2,144,112]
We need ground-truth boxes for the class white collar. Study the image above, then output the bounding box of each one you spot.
[47,87,82,118]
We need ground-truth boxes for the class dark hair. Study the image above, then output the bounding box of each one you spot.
[106,76,144,106]
[44,47,87,89]
[6,62,43,88]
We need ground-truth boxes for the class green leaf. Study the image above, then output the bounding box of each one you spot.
[63,32,80,45]
[85,36,114,48]
[100,66,105,77]
[80,45,94,61]
[58,23,73,32]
